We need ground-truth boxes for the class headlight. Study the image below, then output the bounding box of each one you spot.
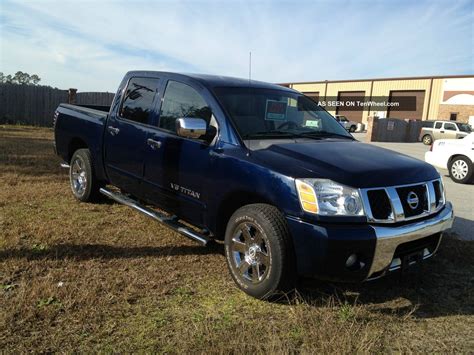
[295,179,365,216]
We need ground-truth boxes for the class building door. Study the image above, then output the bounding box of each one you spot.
[336,91,365,123]
[387,90,425,119]
[304,92,320,104]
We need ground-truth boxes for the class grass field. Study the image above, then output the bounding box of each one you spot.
[1,125,473,353]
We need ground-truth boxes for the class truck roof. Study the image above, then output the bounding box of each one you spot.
[126,70,295,92]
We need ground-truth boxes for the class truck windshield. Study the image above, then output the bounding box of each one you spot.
[214,87,353,140]
[457,123,472,132]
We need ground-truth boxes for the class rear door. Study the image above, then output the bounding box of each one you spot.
[104,76,161,195]
[433,121,443,139]
[142,80,216,226]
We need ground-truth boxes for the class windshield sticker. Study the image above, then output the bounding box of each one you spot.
[265,100,287,121]
[305,120,320,128]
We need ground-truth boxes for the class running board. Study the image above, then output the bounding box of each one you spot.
[99,188,210,246]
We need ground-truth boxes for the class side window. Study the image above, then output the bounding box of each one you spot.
[120,77,160,124]
[444,122,456,131]
[434,122,442,129]
[158,81,212,132]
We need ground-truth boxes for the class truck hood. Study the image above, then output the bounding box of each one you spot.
[251,139,439,188]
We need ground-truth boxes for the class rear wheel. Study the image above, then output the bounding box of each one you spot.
[224,204,295,299]
[448,156,473,184]
[422,134,433,145]
[69,149,102,202]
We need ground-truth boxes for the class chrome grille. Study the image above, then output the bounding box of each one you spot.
[361,179,445,223]
[396,184,428,218]
[367,189,392,220]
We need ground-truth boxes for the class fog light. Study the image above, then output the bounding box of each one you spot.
[345,253,358,268]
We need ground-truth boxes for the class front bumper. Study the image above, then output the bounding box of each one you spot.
[425,151,448,170]
[286,202,454,282]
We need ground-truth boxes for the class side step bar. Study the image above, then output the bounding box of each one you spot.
[99,188,210,246]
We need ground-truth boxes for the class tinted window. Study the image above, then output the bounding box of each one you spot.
[434,122,442,129]
[214,87,351,139]
[422,121,434,128]
[120,77,159,124]
[457,123,472,132]
[444,122,456,131]
[158,81,211,132]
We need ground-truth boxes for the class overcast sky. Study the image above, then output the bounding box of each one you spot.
[1,0,473,91]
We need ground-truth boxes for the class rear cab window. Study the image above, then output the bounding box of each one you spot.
[434,122,442,129]
[158,80,212,133]
[120,77,160,125]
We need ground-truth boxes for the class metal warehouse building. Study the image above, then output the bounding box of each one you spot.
[280,75,474,125]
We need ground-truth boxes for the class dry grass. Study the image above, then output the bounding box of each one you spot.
[1,125,473,353]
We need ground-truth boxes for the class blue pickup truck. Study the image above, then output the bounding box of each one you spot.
[54,71,454,299]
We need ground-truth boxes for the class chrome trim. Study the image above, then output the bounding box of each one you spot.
[60,163,70,169]
[386,187,405,222]
[367,202,453,278]
[427,182,437,211]
[360,178,445,224]
[176,118,207,139]
[147,138,162,149]
[99,187,209,245]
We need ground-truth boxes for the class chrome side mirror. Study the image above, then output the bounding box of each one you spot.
[176,118,207,139]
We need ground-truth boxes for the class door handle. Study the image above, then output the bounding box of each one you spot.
[440,130,445,133]
[108,126,120,135]
[147,138,162,149]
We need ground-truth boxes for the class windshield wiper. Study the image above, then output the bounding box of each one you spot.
[298,131,355,140]
[242,130,299,139]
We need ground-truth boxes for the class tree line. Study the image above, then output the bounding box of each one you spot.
[0,71,41,85]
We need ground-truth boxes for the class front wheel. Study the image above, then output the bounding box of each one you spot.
[349,125,357,133]
[448,156,473,184]
[224,204,295,299]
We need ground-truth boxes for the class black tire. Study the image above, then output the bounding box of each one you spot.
[349,125,357,133]
[69,149,102,202]
[422,134,433,145]
[448,156,473,184]
[224,203,295,299]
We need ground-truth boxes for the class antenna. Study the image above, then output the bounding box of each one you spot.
[249,51,252,82]
[246,51,252,156]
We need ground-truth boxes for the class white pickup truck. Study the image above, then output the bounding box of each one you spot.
[335,115,358,132]
[425,132,474,183]
[419,120,471,145]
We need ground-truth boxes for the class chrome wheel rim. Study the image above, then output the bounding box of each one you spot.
[71,157,87,195]
[451,160,468,180]
[230,222,270,284]
[423,136,431,144]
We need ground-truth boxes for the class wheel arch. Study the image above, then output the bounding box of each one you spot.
[448,154,472,166]
[67,137,89,163]
[214,190,278,240]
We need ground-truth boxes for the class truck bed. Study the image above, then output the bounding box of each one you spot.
[54,103,110,181]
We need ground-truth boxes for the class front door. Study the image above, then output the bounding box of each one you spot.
[442,122,458,139]
[104,76,161,195]
[142,80,216,227]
